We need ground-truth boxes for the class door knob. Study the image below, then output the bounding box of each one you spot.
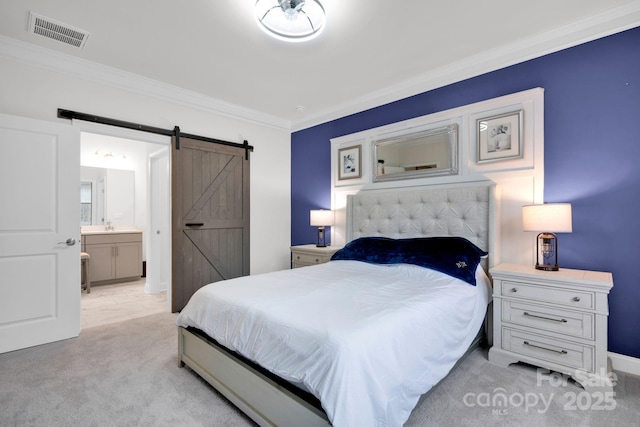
[57,238,77,246]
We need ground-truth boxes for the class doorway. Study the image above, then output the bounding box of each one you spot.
[78,123,171,328]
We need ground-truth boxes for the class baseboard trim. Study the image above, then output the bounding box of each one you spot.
[609,352,640,376]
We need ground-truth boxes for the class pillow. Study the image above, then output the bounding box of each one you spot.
[330,236,488,286]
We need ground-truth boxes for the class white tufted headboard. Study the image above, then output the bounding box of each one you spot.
[346,181,497,266]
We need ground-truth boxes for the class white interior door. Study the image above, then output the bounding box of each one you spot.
[0,113,80,354]
[147,148,171,300]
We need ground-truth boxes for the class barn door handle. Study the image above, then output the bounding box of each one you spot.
[185,223,204,227]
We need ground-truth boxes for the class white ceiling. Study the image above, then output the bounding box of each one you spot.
[1,1,639,130]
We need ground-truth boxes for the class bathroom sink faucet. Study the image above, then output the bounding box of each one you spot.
[105,220,113,231]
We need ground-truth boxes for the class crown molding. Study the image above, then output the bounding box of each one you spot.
[291,2,640,132]
[0,35,291,131]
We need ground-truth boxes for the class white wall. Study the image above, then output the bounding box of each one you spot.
[0,49,292,275]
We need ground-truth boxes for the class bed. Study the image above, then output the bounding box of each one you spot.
[176,181,496,427]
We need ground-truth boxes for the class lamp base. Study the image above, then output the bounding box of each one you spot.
[535,263,559,271]
[535,232,559,272]
[316,226,326,247]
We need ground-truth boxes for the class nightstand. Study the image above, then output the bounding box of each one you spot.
[290,244,342,268]
[488,263,614,392]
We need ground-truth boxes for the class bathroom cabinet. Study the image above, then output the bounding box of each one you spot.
[82,231,142,284]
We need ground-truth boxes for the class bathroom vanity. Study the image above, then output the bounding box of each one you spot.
[81,230,143,284]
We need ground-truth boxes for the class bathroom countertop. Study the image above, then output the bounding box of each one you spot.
[81,229,143,235]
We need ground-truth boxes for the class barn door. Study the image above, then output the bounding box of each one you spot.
[171,136,250,312]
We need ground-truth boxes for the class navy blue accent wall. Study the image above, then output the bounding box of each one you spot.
[291,27,640,358]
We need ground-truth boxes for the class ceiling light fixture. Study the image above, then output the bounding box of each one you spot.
[255,0,326,43]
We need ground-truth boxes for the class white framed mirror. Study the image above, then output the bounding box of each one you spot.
[372,124,458,182]
[80,166,135,226]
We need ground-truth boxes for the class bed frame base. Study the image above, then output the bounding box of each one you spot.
[178,326,331,427]
[179,323,487,427]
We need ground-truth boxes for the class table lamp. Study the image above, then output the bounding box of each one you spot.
[522,203,572,271]
[310,209,333,247]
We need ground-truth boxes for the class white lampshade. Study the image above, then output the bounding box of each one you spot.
[522,203,572,233]
[310,209,334,226]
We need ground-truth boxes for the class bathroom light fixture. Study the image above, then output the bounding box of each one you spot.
[95,150,126,159]
[310,209,333,247]
[255,0,326,42]
[522,203,572,271]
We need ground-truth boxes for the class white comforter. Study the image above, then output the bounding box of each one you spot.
[176,260,491,427]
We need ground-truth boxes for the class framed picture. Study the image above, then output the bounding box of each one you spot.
[338,145,362,180]
[477,110,524,164]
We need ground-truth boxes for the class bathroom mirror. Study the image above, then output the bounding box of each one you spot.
[80,166,135,226]
[373,124,458,182]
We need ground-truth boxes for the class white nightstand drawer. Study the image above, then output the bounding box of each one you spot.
[502,328,594,371]
[293,252,328,266]
[502,301,594,339]
[500,280,594,309]
[290,245,342,269]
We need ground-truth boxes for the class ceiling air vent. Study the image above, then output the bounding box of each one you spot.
[28,12,90,49]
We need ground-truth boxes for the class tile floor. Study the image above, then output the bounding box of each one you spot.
[81,278,168,329]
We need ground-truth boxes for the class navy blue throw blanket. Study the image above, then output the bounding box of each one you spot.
[330,236,488,286]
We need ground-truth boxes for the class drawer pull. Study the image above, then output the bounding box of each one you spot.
[523,312,568,323]
[572,296,581,302]
[315,258,319,262]
[511,288,518,292]
[185,222,204,227]
[523,341,568,355]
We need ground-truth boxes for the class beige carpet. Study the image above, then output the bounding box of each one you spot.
[1,312,638,426]
[0,313,254,427]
